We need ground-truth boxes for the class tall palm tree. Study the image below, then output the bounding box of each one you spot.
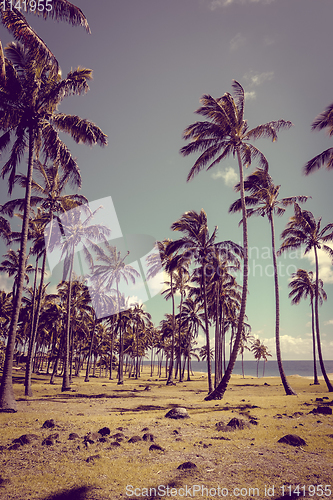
[0,42,107,410]
[146,239,178,385]
[251,338,272,377]
[288,269,327,386]
[167,209,242,394]
[229,168,308,395]
[180,80,292,400]
[304,102,333,175]
[279,204,333,392]
[92,242,140,384]
[180,296,204,381]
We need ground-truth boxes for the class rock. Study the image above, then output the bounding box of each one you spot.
[42,438,54,446]
[48,433,59,440]
[142,433,154,442]
[68,433,80,440]
[86,454,101,463]
[111,432,125,441]
[8,443,21,450]
[13,434,39,446]
[42,419,55,429]
[128,436,142,443]
[165,407,189,419]
[84,432,101,443]
[108,441,121,447]
[312,406,332,415]
[98,427,111,436]
[216,418,249,431]
[278,434,307,446]
[144,385,151,391]
[142,427,149,431]
[149,444,164,451]
[177,461,197,470]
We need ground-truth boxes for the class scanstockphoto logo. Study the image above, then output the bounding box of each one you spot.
[44,197,164,319]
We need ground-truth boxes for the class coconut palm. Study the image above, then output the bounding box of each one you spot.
[167,209,243,393]
[0,41,107,410]
[251,338,272,377]
[279,204,333,392]
[146,239,178,385]
[0,0,89,70]
[288,269,327,385]
[229,168,308,395]
[180,80,292,400]
[0,215,11,244]
[304,102,333,175]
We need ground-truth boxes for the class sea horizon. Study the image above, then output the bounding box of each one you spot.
[145,359,333,379]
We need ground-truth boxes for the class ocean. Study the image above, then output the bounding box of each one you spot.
[146,360,333,379]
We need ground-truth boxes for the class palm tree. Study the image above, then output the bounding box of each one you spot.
[0,41,107,410]
[0,0,89,70]
[180,80,292,400]
[92,242,140,384]
[180,296,204,381]
[229,168,308,395]
[0,248,33,298]
[251,338,271,377]
[288,269,327,385]
[51,205,110,391]
[279,204,333,392]
[167,209,242,394]
[304,102,333,175]
[0,215,11,244]
[146,239,178,385]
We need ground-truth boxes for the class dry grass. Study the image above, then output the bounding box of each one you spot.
[0,370,332,500]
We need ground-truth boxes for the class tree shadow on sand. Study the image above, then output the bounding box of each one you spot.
[44,486,92,500]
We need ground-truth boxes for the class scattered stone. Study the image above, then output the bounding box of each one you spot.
[149,444,164,451]
[142,433,154,442]
[278,434,307,447]
[108,441,121,447]
[327,434,333,439]
[316,398,323,401]
[69,433,80,440]
[128,436,142,443]
[292,412,303,417]
[42,438,54,446]
[42,419,55,429]
[84,432,101,443]
[311,406,332,415]
[111,432,125,441]
[8,443,21,450]
[144,385,151,391]
[13,434,39,446]
[165,407,189,419]
[216,418,249,431]
[98,427,111,436]
[249,419,258,425]
[48,433,59,440]
[86,454,101,463]
[172,430,179,435]
[142,427,149,432]
[177,461,197,470]
[264,383,270,386]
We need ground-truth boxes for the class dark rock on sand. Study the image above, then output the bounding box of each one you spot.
[278,434,307,446]
[13,434,39,445]
[68,433,80,440]
[311,406,332,415]
[165,407,189,419]
[142,433,154,442]
[149,444,164,451]
[177,461,197,470]
[86,454,101,463]
[98,427,111,436]
[42,419,55,429]
[128,436,142,443]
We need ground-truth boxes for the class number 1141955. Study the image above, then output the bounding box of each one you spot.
[1,0,52,12]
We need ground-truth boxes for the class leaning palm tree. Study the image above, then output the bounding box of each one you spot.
[167,209,243,394]
[0,0,89,70]
[304,102,333,175]
[279,204,333,392]
[229,168,308,395]
[180,80,292,400]
[0,42,107,410]
[288,269,327,386]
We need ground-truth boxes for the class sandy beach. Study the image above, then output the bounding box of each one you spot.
[0,370,332,500]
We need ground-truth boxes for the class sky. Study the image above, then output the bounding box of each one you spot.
[0,0,333,361]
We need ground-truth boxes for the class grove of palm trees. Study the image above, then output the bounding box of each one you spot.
[0,1,332,499]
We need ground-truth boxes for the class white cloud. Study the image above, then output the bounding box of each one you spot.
[324,319,333,326]
[302,243,333,284]
[0,275,12,293]
[211,166,238,187]
[229,33,246,51]
[244,70,274,86]
[210,0,275,9]
[244,91,256,100]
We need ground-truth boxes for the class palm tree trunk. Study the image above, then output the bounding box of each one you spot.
[205,147,248,400]
[269,212,296,395]
[310,298,319,385]
[85,314,96,382]
[314,247,333,391]
[166,273,175,385]
[202,263,213,394]
[24,254,39,396]
[0,126,34,412]
[62,253,74,392]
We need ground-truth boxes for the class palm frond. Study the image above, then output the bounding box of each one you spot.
[311,102,333,135]
[303,148,333,175]
[32,0,90,33]
[231,80,244,125]
[51,113,108,147]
